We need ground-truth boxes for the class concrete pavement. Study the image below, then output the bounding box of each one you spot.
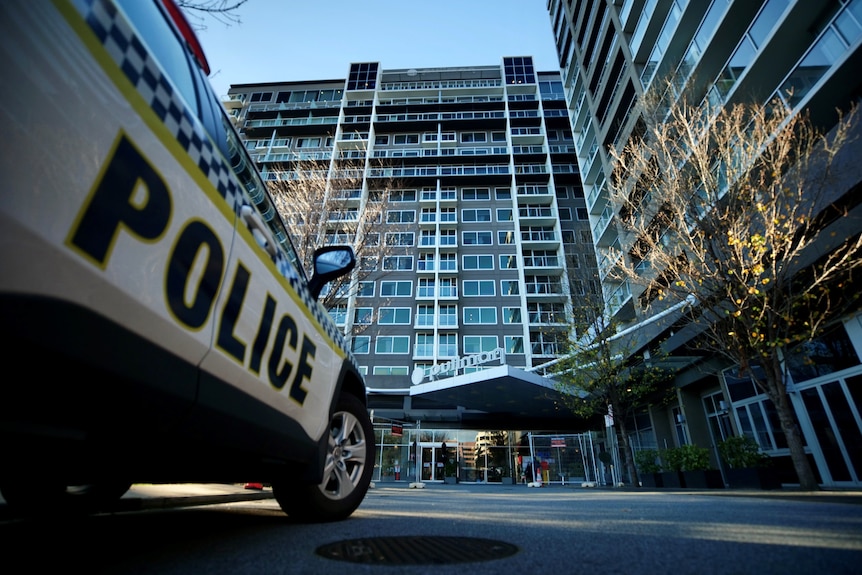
[2,482,862,573]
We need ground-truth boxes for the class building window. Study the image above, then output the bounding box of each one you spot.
[439,305,458,327]
[463,279,495,296]
[415,333,435,357]
[389,189,417,202]
[373,366,409,376]
[505,336,525,354]
[357,281,375,297]
[347,62,378,90]
[378,307,411,325]
[416,305,435,327]
[461,132,487,143]
[464,336,498,354]
[495,187,512,199]
[385,232,415,246]
[500,280,520,295]
[375,336,411,354]
[499,254,518,269]
[503,56,535,85]
[463,231,493,245]
[498,230,516,244]
[351,336,370,354]
[462,209,492,222]
[438,333,457,357]
[462,187,491,200]
[329,304,347,325]
[359,256,378,271]
[496,208,514,222]
[250,91,272,102]
[440,229,457,246]
[463,307,497,324]
[463,255,494,270]
[439,253,457,271]
[502,307,522,323]
[353,307,373,324]
[386,210,416,223]
[380,280,412,297]
[383,256,413,271]
[394,134,419,145]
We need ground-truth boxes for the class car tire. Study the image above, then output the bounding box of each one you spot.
[272,392,374,522]
[0,479,132,515]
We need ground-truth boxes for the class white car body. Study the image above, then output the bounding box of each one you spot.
[0,0,372,520]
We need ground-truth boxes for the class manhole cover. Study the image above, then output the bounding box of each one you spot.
[316,536,519,565]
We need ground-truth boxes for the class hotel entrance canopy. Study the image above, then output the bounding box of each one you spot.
[403,365,589,430]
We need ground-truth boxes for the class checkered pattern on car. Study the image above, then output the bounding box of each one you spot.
[74,0,355,364]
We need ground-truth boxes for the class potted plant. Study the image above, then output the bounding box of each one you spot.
[677,444,723,488]
[634,449,663,487]
[659,447,686,488]
[717,435,781,490]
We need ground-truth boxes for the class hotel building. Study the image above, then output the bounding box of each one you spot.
[224,60,601,482]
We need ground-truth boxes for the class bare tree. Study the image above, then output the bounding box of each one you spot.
[549,258,672,487]
[177,0,249,28]
[605,87,861,490]
[266,155,404,313]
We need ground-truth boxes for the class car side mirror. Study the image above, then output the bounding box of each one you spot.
[308,245,356,299]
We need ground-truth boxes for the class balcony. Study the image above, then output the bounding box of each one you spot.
[520,229,558,249]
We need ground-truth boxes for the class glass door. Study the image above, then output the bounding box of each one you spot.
[420,443,446,481]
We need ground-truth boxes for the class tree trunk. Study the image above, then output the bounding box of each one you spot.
[762,358,820,490]
[775,385,820,490]
[616,414,639,487]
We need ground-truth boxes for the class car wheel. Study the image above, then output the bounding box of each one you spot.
[0,479,132,515]
[272,392,374,522]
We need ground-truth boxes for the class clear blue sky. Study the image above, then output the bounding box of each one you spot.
[192,0,561,97]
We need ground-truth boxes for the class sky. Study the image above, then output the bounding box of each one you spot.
[191,0,561,97]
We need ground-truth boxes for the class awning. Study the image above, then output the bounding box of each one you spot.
[407,365,582,426]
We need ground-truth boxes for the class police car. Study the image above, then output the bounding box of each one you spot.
[0,0,374,521]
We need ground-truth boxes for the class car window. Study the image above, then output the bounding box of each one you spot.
[113,0,200,120]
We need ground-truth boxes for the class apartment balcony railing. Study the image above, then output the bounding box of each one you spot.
[376,111,505,123]
[519,206,554,218]
[372,146,508,158]
[379,95,504,106]
[524,282,564,295]
[420,190,458,201]
[528,312,567,324]
[523,256,561,268]
[607,280,632,316]
[381,79,503,91]
[516,185,551,196]
[367,165,510,178]
[413,345,458,358]
[592,205,614,240]
[416,286,458,298]
[515,164,548,175]
[531,343,564,356]
[247,100,342,113]
[513,145,545,154]
[244,116,338,128]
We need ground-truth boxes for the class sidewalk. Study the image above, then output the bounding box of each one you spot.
[118,483,275,511]
[0,483,274,518]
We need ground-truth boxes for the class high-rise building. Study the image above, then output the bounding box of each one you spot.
[547,0,862,486]
[224,59,595,431]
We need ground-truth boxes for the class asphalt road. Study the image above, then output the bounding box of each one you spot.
[1,483,861,574]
